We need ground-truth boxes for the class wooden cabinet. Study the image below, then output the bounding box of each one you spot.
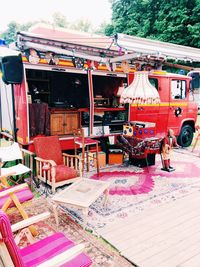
[50,111,80,135]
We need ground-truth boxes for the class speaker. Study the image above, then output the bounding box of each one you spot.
[130,153,156,167]
[0,54,23,84]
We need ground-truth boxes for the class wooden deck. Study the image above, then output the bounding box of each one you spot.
[99,191,200,267]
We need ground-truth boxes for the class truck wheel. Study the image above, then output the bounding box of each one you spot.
[177,125,193,147]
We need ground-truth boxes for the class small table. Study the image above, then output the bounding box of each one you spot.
[52,178,110,229]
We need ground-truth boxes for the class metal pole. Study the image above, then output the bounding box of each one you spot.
[11,84,17,142]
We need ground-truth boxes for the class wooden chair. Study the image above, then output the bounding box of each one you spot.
[192,125,200,153]
[33,136,82,194]
[0,210,92,267]
[0,172,37,236]
[74,128,100,176]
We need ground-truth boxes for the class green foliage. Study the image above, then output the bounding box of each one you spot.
[52,12,69,28]
[0,21,36,44]
[0,12,94,44]
[70,19,92,32]
[106,0,200,48]
[1,21,20,44]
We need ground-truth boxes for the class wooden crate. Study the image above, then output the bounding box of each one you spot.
[94,151,106,168]
[108,151,123,165]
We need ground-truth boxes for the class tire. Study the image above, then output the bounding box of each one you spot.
[177,125,194,147]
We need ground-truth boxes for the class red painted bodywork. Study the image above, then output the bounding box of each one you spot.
[129,73,198,138]
[12,67,197,150]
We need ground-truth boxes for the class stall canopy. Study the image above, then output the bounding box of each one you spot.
[16,24,200,65]
[112,33,200,63]
[14,25,200,105]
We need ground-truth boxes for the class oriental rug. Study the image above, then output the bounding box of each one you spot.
[59,150,200,233]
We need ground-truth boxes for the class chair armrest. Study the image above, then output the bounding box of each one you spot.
[35,157,56,167]
[37,244,85,267]
[11,212,50,232]
[62,153,81,172]
[21,148,35,156]
[0,183,28,197]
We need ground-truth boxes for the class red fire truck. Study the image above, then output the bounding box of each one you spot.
[128,71,198,147]
[0,27,198,149]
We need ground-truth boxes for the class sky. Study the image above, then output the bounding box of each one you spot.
[0,0,112,32]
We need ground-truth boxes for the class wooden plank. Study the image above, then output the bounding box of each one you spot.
[100,192,200,246]
[138,232,200,267]
[123,212,200,258]
[180,252,200,267]
[100,190,200,236]
[125,215,200,263]
[98,191,200,266]
[116,209,200,251]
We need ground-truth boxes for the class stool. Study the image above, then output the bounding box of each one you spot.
[74,128,100,176]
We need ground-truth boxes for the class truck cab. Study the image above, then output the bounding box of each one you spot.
[129,71,198,147]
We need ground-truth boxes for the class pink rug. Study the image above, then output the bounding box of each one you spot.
[91,170,154,195]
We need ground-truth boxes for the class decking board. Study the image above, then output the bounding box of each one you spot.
[98,190,200,267]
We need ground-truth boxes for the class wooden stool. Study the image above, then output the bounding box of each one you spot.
[74,128,100,176]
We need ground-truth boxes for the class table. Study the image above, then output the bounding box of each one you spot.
[52,178,110,229]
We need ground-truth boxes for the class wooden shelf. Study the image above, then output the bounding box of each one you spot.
[94,107,126,112]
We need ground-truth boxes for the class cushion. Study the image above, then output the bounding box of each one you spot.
[20,232,92,267]
[54,165,78,182]
[34,136,63,165]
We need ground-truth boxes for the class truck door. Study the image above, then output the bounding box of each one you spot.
[167,79,187,136]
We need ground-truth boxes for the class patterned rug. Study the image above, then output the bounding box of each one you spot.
[61,149,200,233]
[9,198,133,267]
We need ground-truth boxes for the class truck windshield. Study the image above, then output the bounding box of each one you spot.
[171,80,186,99]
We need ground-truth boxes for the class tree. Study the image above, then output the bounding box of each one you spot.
[0,21,36,44]
[52,12,69,28]
[70,19,92,32]
[106,0,200,48]
[1,21,20,44]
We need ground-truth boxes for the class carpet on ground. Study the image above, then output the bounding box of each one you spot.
[58,150,200,234]
[8,197,132,267]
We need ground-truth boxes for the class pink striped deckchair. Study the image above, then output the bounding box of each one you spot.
[0,210,92,267]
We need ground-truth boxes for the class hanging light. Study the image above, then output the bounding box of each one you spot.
[120,71,160,104]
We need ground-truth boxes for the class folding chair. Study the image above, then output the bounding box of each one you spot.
[0,172,36,236]
[192,125,200,153]
[0,140,34,187]
[0,210,92,267]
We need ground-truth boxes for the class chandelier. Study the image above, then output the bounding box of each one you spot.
[120,71,160,104]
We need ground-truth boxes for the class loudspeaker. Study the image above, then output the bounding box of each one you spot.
[0,54,23,84]
[130,153,156,167]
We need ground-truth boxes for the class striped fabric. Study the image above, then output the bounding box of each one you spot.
[0,211,92,267]
[0,187,34,209]
[20,232,92,267]
[0,210,25,266]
